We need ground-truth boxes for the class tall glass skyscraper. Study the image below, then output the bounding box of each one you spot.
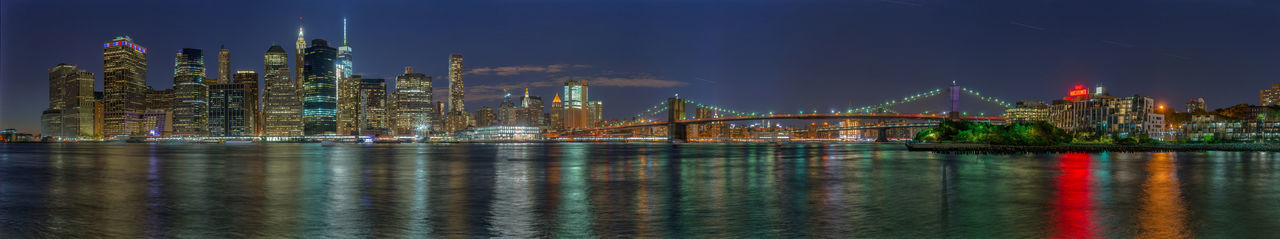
[103,36,147,136]
[392,66,432,136]
[263,45,303,137]
[303,39,338,135]
[336,18,354,80]
[172,48,208,136]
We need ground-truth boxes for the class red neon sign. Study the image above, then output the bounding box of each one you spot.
[1068,85,1088,97]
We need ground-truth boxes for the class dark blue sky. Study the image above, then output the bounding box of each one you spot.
[4,0,1280,133]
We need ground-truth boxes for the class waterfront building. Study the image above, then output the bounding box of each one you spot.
[358,78,387,135]
[1261,83,1280,106]
[234,71,260,135]
[390,66,432,136]
[517,89,545,127]
[103,36,148,136]
[48,64,96,138]
[217,46,231,84]
[1004,100,1050,122]
[262,45,302,137]
[337,74,362,135]
[1186,98,1206,113]
[94,92,104,137]
[563,79,589,129]
[303,39,338,135]
[435,101,446,131]
[587,100,603,127]
[1048,85,1157,136]
[209,83,249,136]
[498,90,517,125]
[41,109,62,139]
[476,106,496,127]
[336,18,354,80]
[549,93,563,131]
[446,54,466,132]
[172,48,208,136]
[144,88,174,136]
[458,126,543,141]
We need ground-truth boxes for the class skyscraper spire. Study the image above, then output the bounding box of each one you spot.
[342,17,348,46]
[294,17,305,85]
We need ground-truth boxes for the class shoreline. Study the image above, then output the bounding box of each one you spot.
[906,143,1280,153]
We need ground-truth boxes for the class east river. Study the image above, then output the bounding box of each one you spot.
[1,143,1279,237]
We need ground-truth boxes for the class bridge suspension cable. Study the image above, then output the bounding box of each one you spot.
[959,88,1014,108]
[848,88,944,113]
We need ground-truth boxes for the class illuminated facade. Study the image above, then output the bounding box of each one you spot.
[562,79,589,129]
[549,94,563,131]
[391,66,432,136]
[1261,83,1280,106]
[217,45,231,84]
[459,126,543,141]
[1185,98,1206,113]
[587,100,602,127]
[445,54,466,132]
[357,78,387,135]
[103,36,148,136]
[233,70,260,135]
[337,74,362,135]
[303,39,338,135]
[144,88,174,136]
[262,45,302,137]
[172,48,208,136]
[41,109,62,139]
[476,106,496,127]
[1005,100,1050,122]
[48,64,96,138]
[209,83,249,136]
[336,18,354,81]
[295,20,306,90]
[1049,85,1157,135]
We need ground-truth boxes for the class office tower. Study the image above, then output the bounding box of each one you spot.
[448,54,464,113]
[48,64,95,138]
[217,45,231,84]
[41,109,61,139]
[357,78,387,135]
[94,91,104,137]
[234,70,260,135]
[295,19,306,89]
[435,101,445,132]
[517,89,545,126]
[336,18,354,80]
[143,88,174,136]
[338,74,362,135]
[391,66,432,136]
[262,45,302,137]
[303,39,338,135]
[563,79,589,129]
[1186,98,1206,113]
[172,48,208,136]
[587,101,603,127]
[498,90,517,125]
[103,36,148,136]
[209,83,248,136]
[475,107,495,127]
[550,93,563,131]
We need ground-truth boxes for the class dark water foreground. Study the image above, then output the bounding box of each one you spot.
[2,143,1279,238]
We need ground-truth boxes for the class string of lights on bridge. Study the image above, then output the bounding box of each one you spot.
[624,86,1017,122]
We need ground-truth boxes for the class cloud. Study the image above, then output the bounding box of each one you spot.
[555,76,689,88]
[467,64,589,76]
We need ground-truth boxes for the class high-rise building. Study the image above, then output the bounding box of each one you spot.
[1262,83,1280,106]
[549,93,563,132]
[145,88,175,111]
[336,18,354,80]
[435,101,446,132]
[217,45,231,84]
[41,109,62,139]
[587,100,603,127]
[209,83,249,136]
[262,45,302,137]
[563,79,589,129]
[497,91,518,125]
[172,48,208,136]
[357,78,387,135]
[143,88,174,136]
[103,36,148,136]
[1186,98,1206,113]
[234,70,260,136]
[303,39,338,135]
[48,64,95,138]
[1049,86,1157,135]
[338,74,362,135]
[391,66,432,136]
[448,54,465,113]
[94,92,104,137]
[517,89,545,127]
[476,106,496,127]
[295,19,306,90]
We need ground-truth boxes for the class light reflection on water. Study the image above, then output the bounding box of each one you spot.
[2,143,1280,237]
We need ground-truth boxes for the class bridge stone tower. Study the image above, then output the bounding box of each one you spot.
[947,81,960,119]
[668,97,688,142]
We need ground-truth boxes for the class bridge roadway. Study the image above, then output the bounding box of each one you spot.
[571,113,1005,133]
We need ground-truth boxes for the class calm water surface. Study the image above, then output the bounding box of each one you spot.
[2,143,1279,238]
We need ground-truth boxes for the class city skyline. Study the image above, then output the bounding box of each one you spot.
[7,1,1280,133]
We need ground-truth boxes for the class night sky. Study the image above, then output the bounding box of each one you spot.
[4,0,1280,133]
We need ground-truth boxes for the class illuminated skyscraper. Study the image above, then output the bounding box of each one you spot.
[48,64,95,138]
[549,93,563,131]
[172,48,208,136]
[336,18,354,80]
[295,19,306,89]
[391,66,432,136]
[563,79,589,129]
[218,45,231,84]
[303,39,338,135]
[103,36,148,136]
[209,83,248,136]
[262,45,303,137]
[476,107,496,127]
[338,74,362,135]
[448,54,464,113]
[587,100,602,127]
[234,70,260,135]
[357,78,387,135]
[143,88,174,136]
